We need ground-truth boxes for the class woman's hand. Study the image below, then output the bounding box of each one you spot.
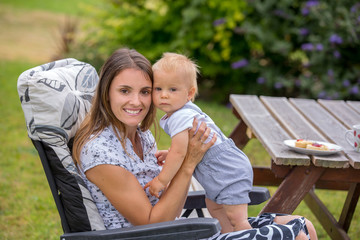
[183,118,217,170]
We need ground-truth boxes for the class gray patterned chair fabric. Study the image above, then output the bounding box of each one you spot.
[17,58,106,232]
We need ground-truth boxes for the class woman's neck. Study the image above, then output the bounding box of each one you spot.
[127,128,143,160]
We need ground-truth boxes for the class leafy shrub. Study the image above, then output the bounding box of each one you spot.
[240,0,360,100]
[70,0,360,101]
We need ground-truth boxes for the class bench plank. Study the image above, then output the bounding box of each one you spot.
[261,96,348,168]
[230,95,309,166]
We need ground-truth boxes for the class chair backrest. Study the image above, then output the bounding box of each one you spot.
[17,59,106,232]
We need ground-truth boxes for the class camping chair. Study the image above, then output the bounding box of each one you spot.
[17,58,270,240]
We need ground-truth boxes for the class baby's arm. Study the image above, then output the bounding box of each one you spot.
[145,130,189,197]
[155,150,168,166]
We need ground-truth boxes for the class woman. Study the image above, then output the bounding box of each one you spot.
[72,48,317,239]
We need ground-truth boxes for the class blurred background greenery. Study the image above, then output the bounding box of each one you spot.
[65,0,360,102]
[0,0,359,239]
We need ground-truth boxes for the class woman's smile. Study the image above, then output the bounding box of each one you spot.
[124,108,142,115]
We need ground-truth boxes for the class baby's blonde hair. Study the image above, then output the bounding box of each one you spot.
[153,52,199,101]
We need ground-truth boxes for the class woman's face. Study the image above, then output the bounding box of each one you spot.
[108,68,152,132]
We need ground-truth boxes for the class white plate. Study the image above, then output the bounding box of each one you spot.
[283,139,343,156]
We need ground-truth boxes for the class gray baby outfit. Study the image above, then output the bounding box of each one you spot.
[160,101,253,205]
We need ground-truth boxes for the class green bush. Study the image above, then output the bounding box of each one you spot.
[241,0,360,100]
[71,0,360,101]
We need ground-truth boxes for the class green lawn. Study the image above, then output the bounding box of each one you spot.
[1,1,359,239]
[0,0,98,15]
[0,60,63,239]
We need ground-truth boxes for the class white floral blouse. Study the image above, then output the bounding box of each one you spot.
[79,126,161,229]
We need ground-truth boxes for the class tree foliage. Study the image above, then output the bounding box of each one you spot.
[71,0,360,101]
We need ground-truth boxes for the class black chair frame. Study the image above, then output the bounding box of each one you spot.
[32,139,270,240]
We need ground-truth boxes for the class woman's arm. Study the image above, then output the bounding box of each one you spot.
[86,119,216,226]
[144,130,189,197]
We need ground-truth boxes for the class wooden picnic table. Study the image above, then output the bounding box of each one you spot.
[229,95,360,240]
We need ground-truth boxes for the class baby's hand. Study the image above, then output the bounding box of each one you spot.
[155,150,169,166]
[144,176,166,198]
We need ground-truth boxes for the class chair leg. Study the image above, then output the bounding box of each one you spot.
[196,209,204,217]
[181,209,193,218]
[181,208,205,218]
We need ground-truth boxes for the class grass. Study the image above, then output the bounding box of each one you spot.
[0,60,63,239]
[1,1,359,239]
[0,0,98,15]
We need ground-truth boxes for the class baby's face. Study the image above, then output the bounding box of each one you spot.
[153,70,193,116]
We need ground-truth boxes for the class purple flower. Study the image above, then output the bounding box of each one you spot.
[318,91,327,99]
[303,62,311,68]
[231,59,248,69]
[316,43,323,51]
[333,50,341,59]
[273,9,289,19]
[295,79,301,87]
[306,0,319,8]
[301,43,314,51]
[349,86,359,95]
[332,92,340,99]
[274,82,283,89]
[301,0,319,15]
[343,79,351,87]
[213,18,226,26]
[257,77,266,84]
[351,3,360,13]
[226,102,233,109]
[301,7,310,16]
[299,28,310,36]
[329,34,343,44]
[327,69,334,77]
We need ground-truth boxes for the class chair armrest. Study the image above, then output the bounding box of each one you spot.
[60,218,220,240]
[184,190,207,209]
[184,186,270,210]
[249,186,271,205]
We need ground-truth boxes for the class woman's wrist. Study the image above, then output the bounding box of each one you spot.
[178,160,196,176]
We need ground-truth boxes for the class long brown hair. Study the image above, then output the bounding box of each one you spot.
[73,48,157,168]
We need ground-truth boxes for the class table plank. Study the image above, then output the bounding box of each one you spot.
[261,96,325,140]
[230,95,310,166]
[290,98,359,168]
[319,100,360,168]
[318,99,360,129]
[261,96,349,168]
[347,101,360,114]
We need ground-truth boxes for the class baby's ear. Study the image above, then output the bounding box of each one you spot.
[188,87,196,101]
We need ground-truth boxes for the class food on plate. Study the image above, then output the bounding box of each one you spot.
[295,139,313,148]
[295,139,329,151]
[306,143,329,151]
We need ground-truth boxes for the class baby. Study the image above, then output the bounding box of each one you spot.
[144,52,253,233]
